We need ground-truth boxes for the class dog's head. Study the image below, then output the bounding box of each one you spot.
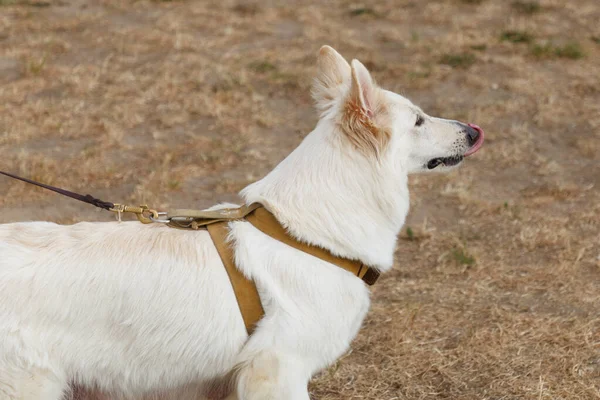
[312,46,484,173]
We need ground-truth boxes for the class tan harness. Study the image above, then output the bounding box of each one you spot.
[166,203,380,335]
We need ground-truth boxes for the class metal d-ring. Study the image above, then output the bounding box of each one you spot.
[149,211,170,223]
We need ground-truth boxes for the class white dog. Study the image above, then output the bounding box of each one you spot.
[0,46,483,400]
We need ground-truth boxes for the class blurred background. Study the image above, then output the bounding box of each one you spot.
[0,0,599,398]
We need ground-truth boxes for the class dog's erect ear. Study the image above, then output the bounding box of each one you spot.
[312,45,351,114]
[340,59,390,157]
[349,59,376,118]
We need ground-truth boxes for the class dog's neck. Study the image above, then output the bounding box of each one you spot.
[241,120,409,272]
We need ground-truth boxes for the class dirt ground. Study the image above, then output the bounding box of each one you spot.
[1,0,599,399]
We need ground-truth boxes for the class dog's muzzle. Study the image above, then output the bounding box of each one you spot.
[426,123,484,170]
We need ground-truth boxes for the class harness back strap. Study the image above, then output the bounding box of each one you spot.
[207,221,265,335]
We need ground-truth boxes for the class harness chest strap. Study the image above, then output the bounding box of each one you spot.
[192,205,380,335]
[245,207,380,285]
[206,221,265,336]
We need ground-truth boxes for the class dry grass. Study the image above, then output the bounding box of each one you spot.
[0,0,599,398]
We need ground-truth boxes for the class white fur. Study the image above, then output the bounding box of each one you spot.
[0,46,479,400]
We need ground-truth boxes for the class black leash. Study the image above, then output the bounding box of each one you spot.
[0,170,115,211]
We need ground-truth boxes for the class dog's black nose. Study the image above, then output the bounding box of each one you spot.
[465,124,481,146]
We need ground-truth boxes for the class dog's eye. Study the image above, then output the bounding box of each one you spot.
[415,115,425,127]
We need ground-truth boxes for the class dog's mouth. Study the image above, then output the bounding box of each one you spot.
[427,155,463,170]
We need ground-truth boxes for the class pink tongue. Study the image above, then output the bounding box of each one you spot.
[465,123,484,156]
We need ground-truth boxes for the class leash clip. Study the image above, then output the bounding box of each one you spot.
[135,205,159,224]
[109,203,160,224]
